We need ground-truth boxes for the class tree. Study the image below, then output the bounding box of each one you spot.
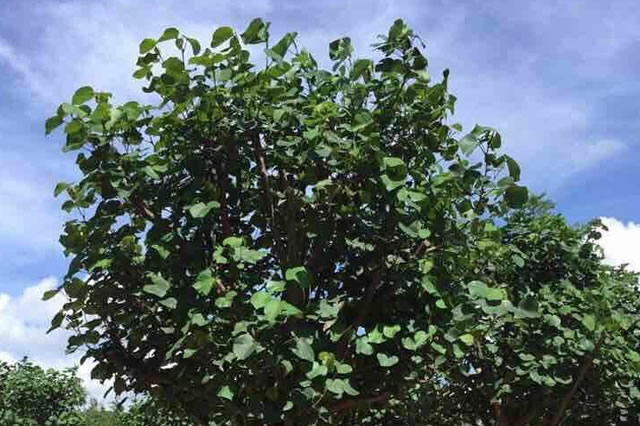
[0,358,86,425]
[81,399,122,426]
[44,17,635,425]
[114,397,196,426]
[0,358,195,426]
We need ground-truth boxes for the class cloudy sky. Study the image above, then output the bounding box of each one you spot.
[0,0,639,400]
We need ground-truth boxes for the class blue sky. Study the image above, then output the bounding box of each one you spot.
[0,0,639,399]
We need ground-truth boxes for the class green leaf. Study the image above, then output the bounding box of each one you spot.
[250,292,271,309]
[512,255,525,267]
[193,270,216,296]
[162,57,184,73]
[271,32,297,57]
[233,334,257,360]
[190,313,209,326]
[158,27,179,42]
[468,281,488,299]
[281,301,303,317]
[211,26,234,48]
[264,299,283,321]
[505,185,529,208]
[414,329,431,346]
[285,266,312,288]
[183,348,197,359]
[188,201,220,218]
[186,37,201,55]
[223,236,243,247]
[505,155,521,180]
[306,362,328,379]
[355,338,373,355]
[376,353,399,367]
[151,244,170,259]
[143,273,171,298]
[351,59,372,81]
[47,312,64,334]
[64,119,83,135]
[54,182,69,197]
[45,115,64,135]
[133,67,148,79]
[451,343,464,359]
[342,380,359,396]
[217,385,234,400]
[241,18,269,44]
[72,86,94,105]
[42,288,60,301]
[459,132,478,156]
[489,131,502,149]
[139,38,156,54]
[328,37,353,61]
[459,334,474,346]
[431,342,447,355]
[326,378,344,395]
[160,297,178,309]
[421,277,438,295]
[325,378,358,396]
[486,288,506,301]
[402,337,417,351]
[143,166,160,180]
[215,291,236,309]
[382,156,405,171]
[64,278,84,298]
[626,350,640,363]
[582,315,596,332]
[380,174,405,191]
[383,325,401,338]
[292,339,315,362]
[336,362,353,374]
[368,327,385,344]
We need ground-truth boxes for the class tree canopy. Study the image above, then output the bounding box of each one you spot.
[45,18,640,425]
[0,358,86,425]
[0,358,195,426]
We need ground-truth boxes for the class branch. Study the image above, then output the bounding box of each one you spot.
[250,132,286,267]
[549,332,606,426]
[329,393,389,413]
[212,153,231,239]
[337,266,384,359]
[131,196,155,221]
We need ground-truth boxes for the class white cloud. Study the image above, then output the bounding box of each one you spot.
[599,217,640,272]
[0,277,111,402]
[0,168,63,253]
[2,0,273,107]
[0,37,52,100]
[0,351,16,363]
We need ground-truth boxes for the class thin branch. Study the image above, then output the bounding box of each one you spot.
[329,393,389,413]
[337,265,384,359]
[251,132,286,267]
[549,332,606,426]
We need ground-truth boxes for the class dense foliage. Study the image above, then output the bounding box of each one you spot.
[44,18,640,425]
[0,359,86,425]
[376,198,640,425]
